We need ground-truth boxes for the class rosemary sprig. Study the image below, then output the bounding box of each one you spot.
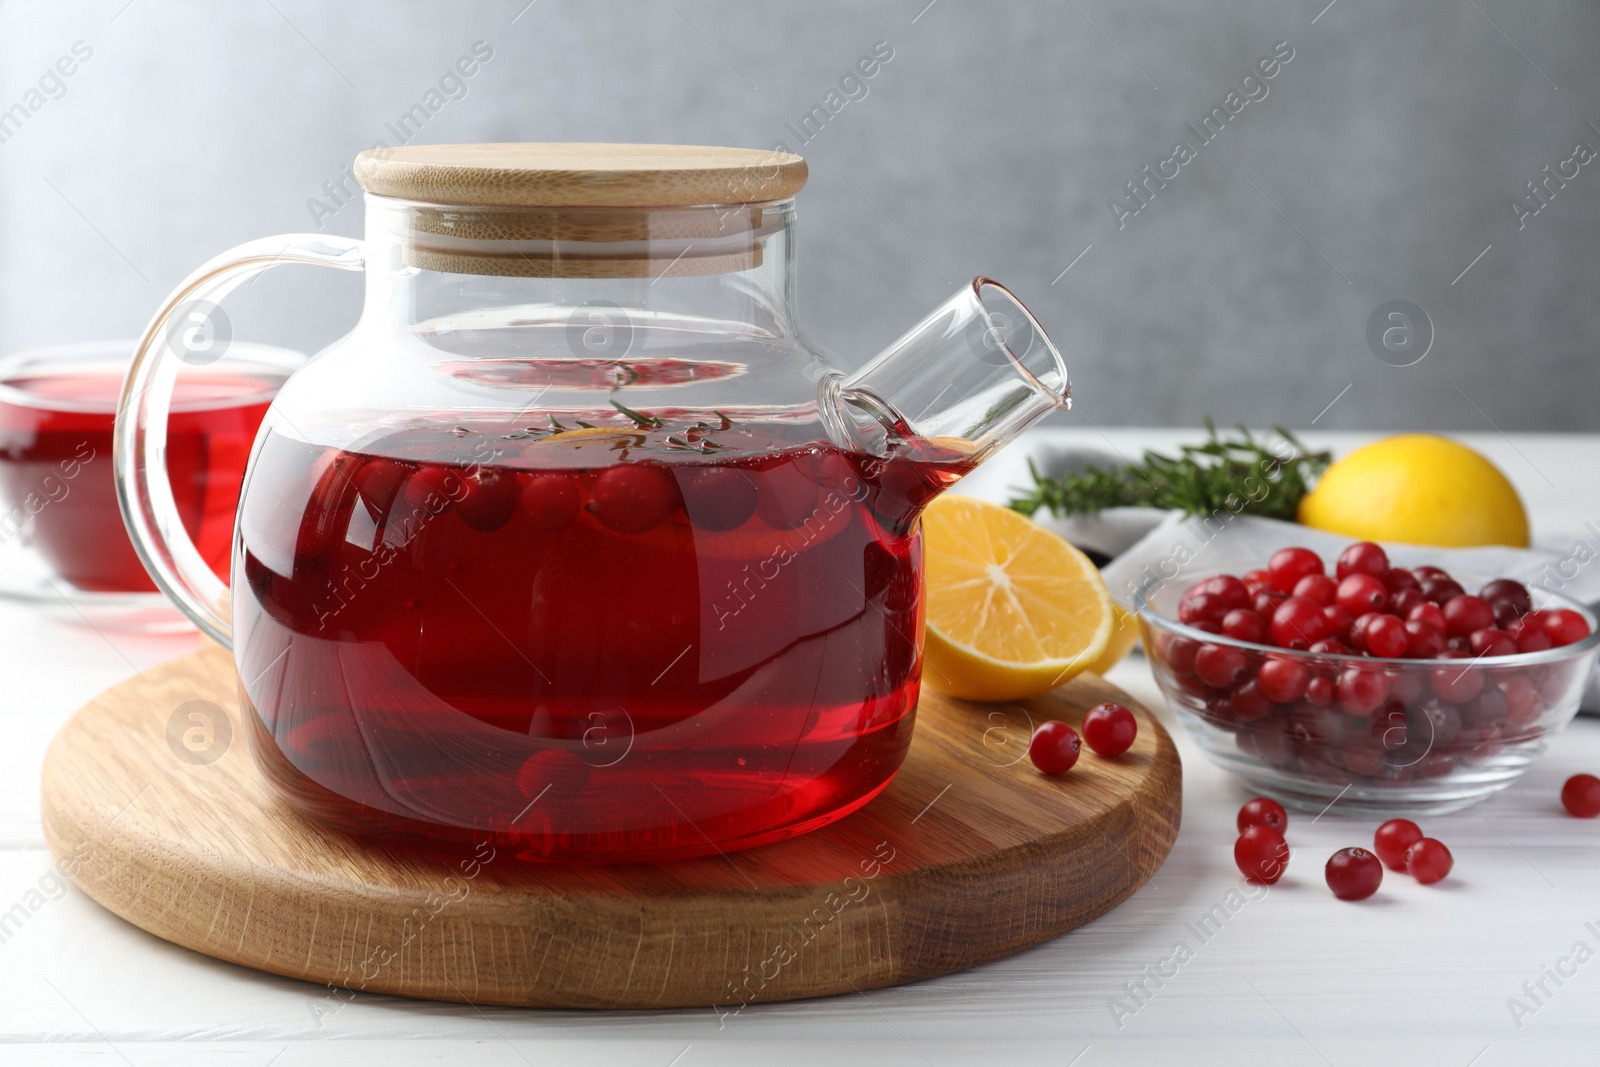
[610,399,664,429]
[1009,421,1330,522]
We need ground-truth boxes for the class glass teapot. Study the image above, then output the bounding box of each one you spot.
[116,144,1068,861]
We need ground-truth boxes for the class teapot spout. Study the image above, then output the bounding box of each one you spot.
[819,278,1069,466]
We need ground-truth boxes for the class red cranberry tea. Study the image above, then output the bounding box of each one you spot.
[234,410,975,860]
[0,362,280,592]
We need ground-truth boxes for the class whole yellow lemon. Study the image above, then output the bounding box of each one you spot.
[1297,434,1528,547]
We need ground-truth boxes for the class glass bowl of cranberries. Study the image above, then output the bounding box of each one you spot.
[1138,541,1600,816]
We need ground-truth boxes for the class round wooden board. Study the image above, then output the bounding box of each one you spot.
[42,643,1180,1011]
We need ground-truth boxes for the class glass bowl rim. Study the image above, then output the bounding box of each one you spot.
[1136,563,1600,669]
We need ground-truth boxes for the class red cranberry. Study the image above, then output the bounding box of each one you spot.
[1337,667,1390,716]
[1235,825,1290,885]
[1463,683,1508,725]
[1349,611,1384,652]
[1365,614,1409,658]
[520,473,581,532]
[1237,797,1288,833]
[1028,721,1082,774]
[1480,578,1533,617]
[1411,701,1462,747]
[1389,588,1427,618]
[1254,591,1288,618]
[401,464,462,514]
[1325,847,1383,900]
[1194,644,1251,688]
[1336,573,1388,616]
[1180,592,1230,626]
[1322,604,1356,641]
[1407,602,1447,631]
[455,467,521,532]
[588,463,679,533]
[1257,657,1311,703]
[1405,838,1454,884]
[1561,773,1600,818]
[1336,541,1390,580]
[1309,638,1354,656]
[1469,628,1517,658]
[1388,669,1426,703]
[1421,576,1466,604]
[1383,566,1420,593]
[1305,675,1335,707]
[1229,681,1274,722]
[1373,818,1424,871]
[1268,546,1324,593]
[1293,574,1339,606]
[1164,635,1201,674]
[1431,652,1485,703]
[1510,616,1554,653]
[1222,609,1270,644]
[1404,619,1446,658]
[679,466,759,530]
[1242,568,1280,596]
[1272,597,1331,650]
[1542,609,1592,646]
[1493,601,1525,628]
[1499,674,1542,726]
[1443,595,1496,637]
[1082,703,1137,757]
[1195,574,1252,610]
[1411,565,1450,583]
[1339,743,1388,777]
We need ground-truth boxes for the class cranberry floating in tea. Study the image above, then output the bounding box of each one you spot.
[115,143,1069,861]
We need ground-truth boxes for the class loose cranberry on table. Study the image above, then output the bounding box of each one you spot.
[1405,838,1454,885]
[1561,773,1600,818]
[1237,796,1288,833]
[1372,818,1424,871]
[1082,702,1137,757]
[1235,825,1290,885]
[1028,721,1081,775]
[1325,847,1383,900]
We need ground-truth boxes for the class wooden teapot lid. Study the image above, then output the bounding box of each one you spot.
[354,144,805,278]
[354,143,808,207]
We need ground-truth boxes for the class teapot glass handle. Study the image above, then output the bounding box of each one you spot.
[114,234,366,648]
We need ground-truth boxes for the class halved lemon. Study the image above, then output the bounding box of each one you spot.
[1086,602,1140,676]
[920,495,1114,701]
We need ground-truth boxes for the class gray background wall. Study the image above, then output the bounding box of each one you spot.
[1,0,1596,431]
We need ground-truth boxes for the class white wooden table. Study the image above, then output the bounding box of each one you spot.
[3,430,1599,1065]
